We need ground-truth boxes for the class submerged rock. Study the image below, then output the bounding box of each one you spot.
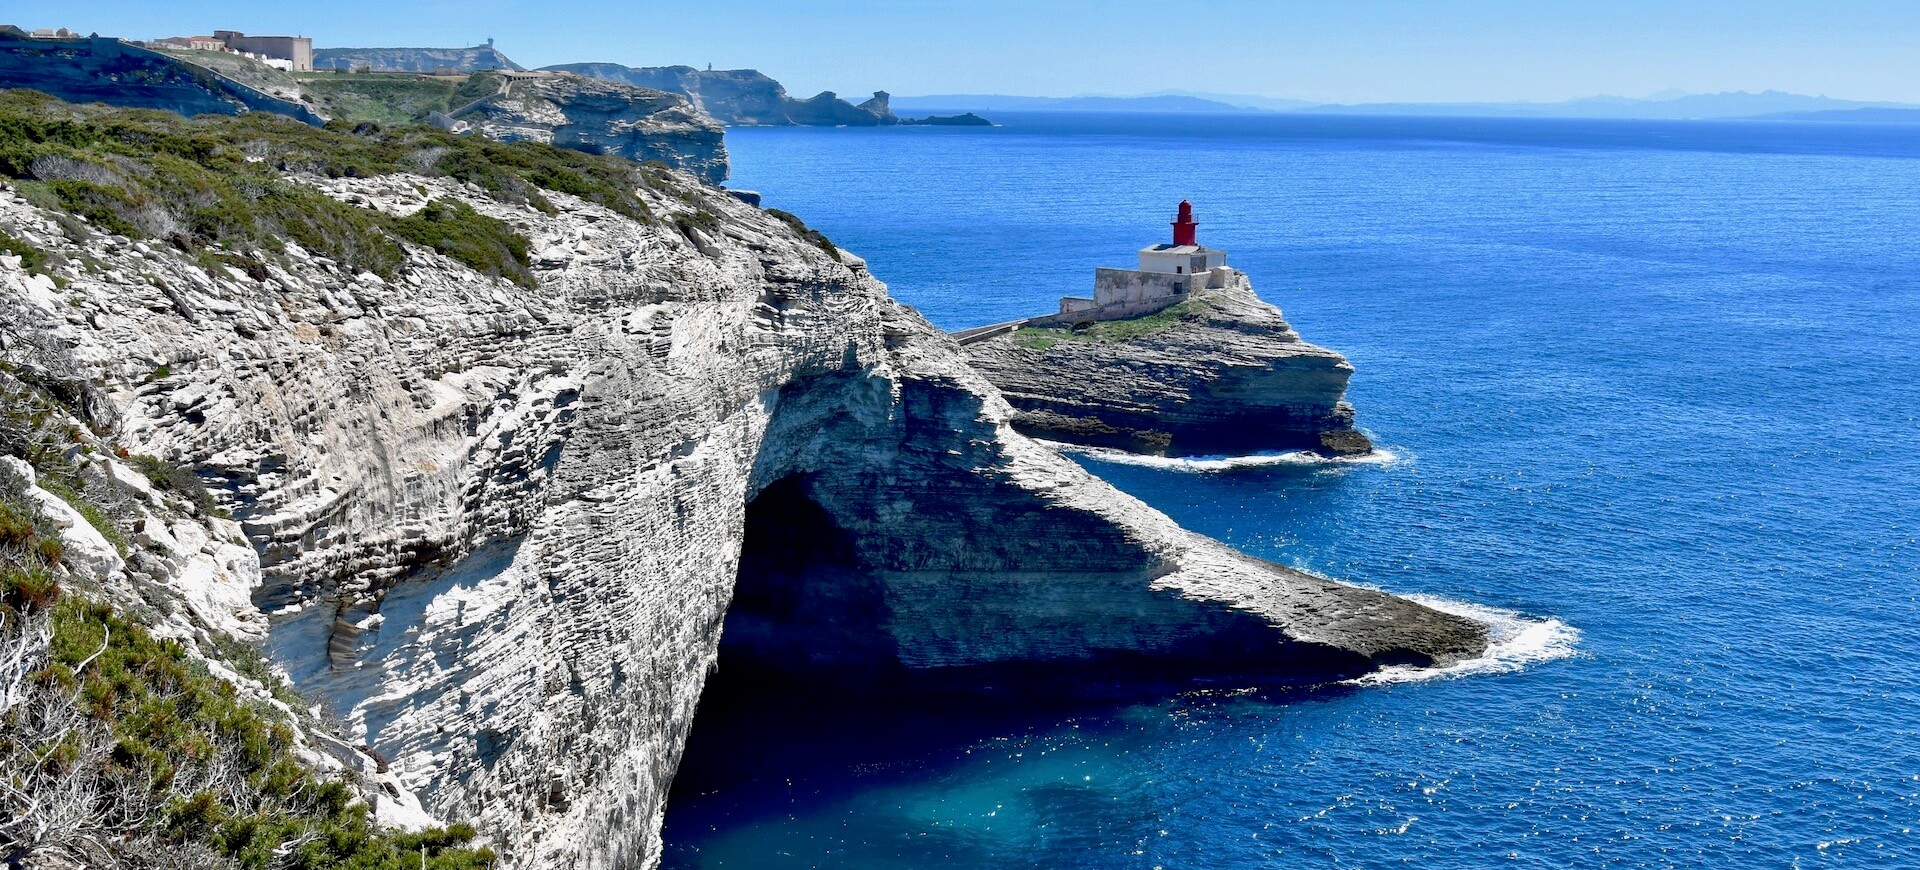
[963,272,1375,457]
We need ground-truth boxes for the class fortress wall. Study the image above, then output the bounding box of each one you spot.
[1093,267,1187,306]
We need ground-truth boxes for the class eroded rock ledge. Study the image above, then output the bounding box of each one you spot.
[964,273,1376,457]
[0,108,1478,868]
[456,72,730,185]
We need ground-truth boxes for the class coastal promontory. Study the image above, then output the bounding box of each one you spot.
[960,202,1373,457]
[0,93,1471,867]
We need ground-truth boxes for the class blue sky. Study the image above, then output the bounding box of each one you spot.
[25,1,1920,103]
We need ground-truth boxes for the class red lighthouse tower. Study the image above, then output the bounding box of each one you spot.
[1171,200,1199,246]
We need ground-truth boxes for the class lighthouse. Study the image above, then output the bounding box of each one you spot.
[1171,199,1198,246]
[1047,201,1233,318]
[1136,200,1227,278]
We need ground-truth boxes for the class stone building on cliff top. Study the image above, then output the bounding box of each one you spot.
[1057,200,1232,319]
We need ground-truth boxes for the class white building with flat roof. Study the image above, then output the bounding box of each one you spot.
[1056,201,1232,318]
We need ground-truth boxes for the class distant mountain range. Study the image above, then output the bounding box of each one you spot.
[888,93,1274,114]
[890,90,1920,121]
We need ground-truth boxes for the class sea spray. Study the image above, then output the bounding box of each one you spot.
[1346,595,1581,686]
[1042,440,1403,473]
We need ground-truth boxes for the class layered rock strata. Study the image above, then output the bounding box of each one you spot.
[547,63,899,126]
[963,274,1375,456]
[314,44,525,73]
[0,129,1472,866]
[455,72,730,185]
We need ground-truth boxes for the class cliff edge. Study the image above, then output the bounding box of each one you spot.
[314,43,525,73]
[546,63,898,126]
[0,94,1472,867]
[452,71,730,184]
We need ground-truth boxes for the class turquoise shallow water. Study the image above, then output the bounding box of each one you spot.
[661,114,1920,867]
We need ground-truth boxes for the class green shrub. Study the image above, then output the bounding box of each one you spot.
[673,208,721,243]
[42,594,499,868]
[0,227,48,272]
[0,90,664,283]
[765,208,839,259]
[129,453,219,516]
[1,561,61,612]
[392,198,534,288]
[1,465,67,611]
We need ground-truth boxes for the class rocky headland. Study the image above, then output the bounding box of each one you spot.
[452,71,730,185]
[546,63,901,126]
[0,33,733,187]
[963,273,1375,456]
[0,87,1470,869]
[901,111,995,126]
[313,43,525,73]
[0,28,327,124]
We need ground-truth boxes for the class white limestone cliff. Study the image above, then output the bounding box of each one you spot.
[0,159,1483,868]
[456,73,730,185]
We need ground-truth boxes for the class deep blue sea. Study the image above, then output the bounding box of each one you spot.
[661,113,1920,867]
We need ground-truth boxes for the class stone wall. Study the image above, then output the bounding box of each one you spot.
[1093,266,1186,306]
[218,33,313,72]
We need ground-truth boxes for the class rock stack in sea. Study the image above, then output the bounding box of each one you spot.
[963,272,1375,457]
[546,62,902,126]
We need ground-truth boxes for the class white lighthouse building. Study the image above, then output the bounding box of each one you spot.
[1058,200,1231,317]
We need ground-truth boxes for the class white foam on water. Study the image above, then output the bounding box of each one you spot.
[1041,440,1402,473]
[1346,594,1581,687]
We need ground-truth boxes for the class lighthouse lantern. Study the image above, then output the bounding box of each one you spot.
[1172,200,1199,246]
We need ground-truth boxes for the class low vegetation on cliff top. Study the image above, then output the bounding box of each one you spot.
[0,372,497,868]
[293,73,498,127]
[0,88,665,287]
[1012,298,1214,350]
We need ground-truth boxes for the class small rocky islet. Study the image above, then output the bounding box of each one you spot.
[960,201,1374,458]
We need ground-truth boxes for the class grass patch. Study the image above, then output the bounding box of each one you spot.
[1011,299,1214,348]
[1011,331,1059,351]
[33,473,129,557]
[298,75,464,126]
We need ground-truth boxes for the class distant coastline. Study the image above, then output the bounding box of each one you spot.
[891,88,1920,123]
